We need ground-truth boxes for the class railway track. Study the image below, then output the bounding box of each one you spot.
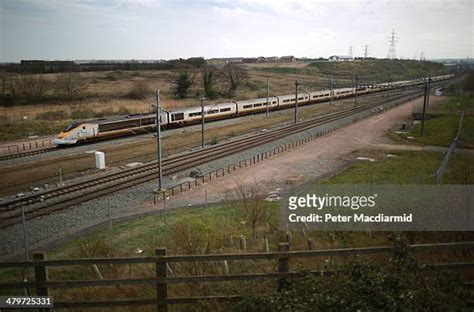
[0,147,58,161]
[0,87,414,162]
[0,89,425,229]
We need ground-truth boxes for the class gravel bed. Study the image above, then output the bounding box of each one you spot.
[0,93,418,259]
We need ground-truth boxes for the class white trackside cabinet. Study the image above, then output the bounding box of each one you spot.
[95,151,106,170]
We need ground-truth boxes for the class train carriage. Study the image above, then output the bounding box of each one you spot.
[235,97,278,115]
[276,92,311,109]
[309,90,332,102]
[168,102,237,127]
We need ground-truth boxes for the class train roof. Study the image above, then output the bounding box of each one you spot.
[75,113,160,125]
[169,102,236,114]
[235,97,278,105]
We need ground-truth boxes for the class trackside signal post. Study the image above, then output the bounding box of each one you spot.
[420,80,430,137]
[266,79,270,117]
[294,80,300,124]
[156,90,163,191]
[201,96,206,148]
[154,89,168,237]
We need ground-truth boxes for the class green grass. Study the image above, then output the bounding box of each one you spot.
[429,94,474,115]
[391,95,474,148]
[407,115,474,148]
[0,120,69,141]
[318,150,474,185]
[307,59,446,80]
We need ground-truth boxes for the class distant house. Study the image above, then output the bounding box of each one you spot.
[243,57,258,63]
[224,58,243,64]
[328,55,354,62]
[266,56,279,63]
[280,55,296,62]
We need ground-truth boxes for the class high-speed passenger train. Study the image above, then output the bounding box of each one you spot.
[54,74,453,145]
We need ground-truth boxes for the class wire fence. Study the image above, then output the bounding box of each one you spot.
[435,111,465,183]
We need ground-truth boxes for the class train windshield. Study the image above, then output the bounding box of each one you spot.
[63,121,82,132]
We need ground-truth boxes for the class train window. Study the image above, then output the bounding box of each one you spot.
[82,126,86,129]
[63,121,82,132]
[254,103,262,107]
[189,112,202,117]
[220,108,231,112]
[283,99,290,103]
[298,97,304,100]
[324,94,329,96]
[243,104,253,109]
[171,113,184,121]
[208,109,218,114]
[273,101,276,104]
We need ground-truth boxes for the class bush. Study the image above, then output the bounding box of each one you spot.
[117,106,131,115]
[35,110,68,121]
[71,108,96,119]
[234,252,472,311]
[172,71,194,99]
[126,80,152,100]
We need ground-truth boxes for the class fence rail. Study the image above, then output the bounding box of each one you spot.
[1,241,473,310]
[0,138,54,155]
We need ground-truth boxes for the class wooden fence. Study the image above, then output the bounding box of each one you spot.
[0,241,473,310]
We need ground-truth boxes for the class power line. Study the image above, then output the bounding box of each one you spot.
[348,45,354,58]
[387,29,398,59]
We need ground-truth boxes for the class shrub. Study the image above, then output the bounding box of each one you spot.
[234,250,472,311]
[35,110,68,121]
[126,80,152,100]
[117,106,131,115]
[71,108,96,119]
[172,71,194,99]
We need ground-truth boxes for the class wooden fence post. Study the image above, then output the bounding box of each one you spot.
[155,248,168,312]
[33,253,49,304]
[277,243,290,291]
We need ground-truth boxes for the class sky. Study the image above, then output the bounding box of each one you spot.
[0,0,472,62]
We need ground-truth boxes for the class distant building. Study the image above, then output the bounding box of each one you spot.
[266,56,279,63]
[243,57,258,63]
[280,55,296,62]
[328,55,354,62]
[224,57,243,64]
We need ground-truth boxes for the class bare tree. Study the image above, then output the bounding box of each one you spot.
[11,74,51,103]
[55,72,87,100]
[201,66,218,98]
[222,63,249,97]
[228,181,269,239]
